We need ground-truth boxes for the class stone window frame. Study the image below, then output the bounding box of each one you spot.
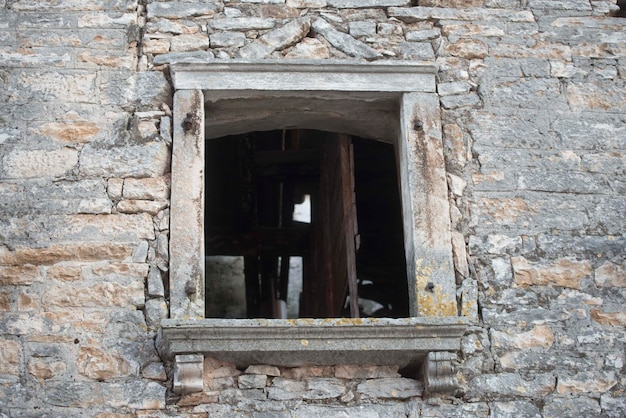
[159,60,467,395]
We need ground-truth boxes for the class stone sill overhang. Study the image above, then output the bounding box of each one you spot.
[160,317,467,395]
[160,317,467,368]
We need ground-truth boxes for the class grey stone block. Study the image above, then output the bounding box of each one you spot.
[147,2,219,19]
[80,142,170,178]
[210,32,246,49]
[399,41,435,60]
[328,0,410,7]
[147,265,165,298]
[239,18,310,59]
[312,18,380,60]
[356,378,423,399]
[440,92,481,109]
[209,17,276,31]
[543,396,601,417]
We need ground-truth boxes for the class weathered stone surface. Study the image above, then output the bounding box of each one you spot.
[312,18,380,60]
[390,6,535,22]
[5,70,98,104]
[601,394,626,418]
[468,373,556,399]
[245,365,281,376]
[209,18,276,31]
[100,70,171,109]
[17,292,39,311]
[287,0,327,7]
[512,256,592,289]
[2,147,78,179]
[445,39,488,59]
[143,38,171,54]
[490,400,541,418]
[0,292,11,311]
[595,261,626,287]
[170,33,210,53]
[117,199,168,215]
[285,37,331,58]
[567,80,626,112]
[482,78,566,110]
[41,309,109,334]
[0,265,41,285]
[267,378,307,400]
[177,390,219,406]
[349,21,376,37]
[334,365,399,379]
[0,338,21,375]
[146,18,201,35]
[238,374,267,389]
[530,0,592,10]
[142,362,167,382]
[209,32,246,49]
[42,380,165,409]
[556,371,617,395]
[147,2,219,19]
[491,324,555,350]
[303,378,346,400]
[36,120,100,143]
[440,92,481,109]
[43,279,145,309]
[279,366,334,380]
[77,345,131,380]
[147,265,165,298]
[590,309,626,326]
[327,0,409,7]
[92,262,148,279]
[240,18,311,59]
[420,402,490,417]
[152,50,216,65]
[80,142,170,178]
[204,357,240,378]
[0,243,134,266]
[356,378,423,399]
[46,264,83,282]
[19,213,155,242]
[145,298,169,328]
[399,42,435,60]
[544,396,601,418]
[438,81,471,96]
[27,357,67,381]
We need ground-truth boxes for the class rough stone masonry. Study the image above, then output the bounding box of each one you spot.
[0,0,625,417]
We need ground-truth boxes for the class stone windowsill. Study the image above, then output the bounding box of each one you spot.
[159,317,467,369]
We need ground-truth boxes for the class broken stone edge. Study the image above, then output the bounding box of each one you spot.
[160,317,467,395]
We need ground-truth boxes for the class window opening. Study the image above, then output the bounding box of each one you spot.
[204,129,409,320]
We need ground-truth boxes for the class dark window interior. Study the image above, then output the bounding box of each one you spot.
[205,129,409,319]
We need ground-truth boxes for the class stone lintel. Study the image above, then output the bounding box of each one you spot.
[161,317,467,370]
[170,59,436,93]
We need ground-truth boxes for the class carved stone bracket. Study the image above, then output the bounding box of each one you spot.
[422,351,458,395]
[173,354,204,394]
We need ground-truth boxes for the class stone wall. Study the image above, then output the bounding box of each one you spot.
[1,0,625,416]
